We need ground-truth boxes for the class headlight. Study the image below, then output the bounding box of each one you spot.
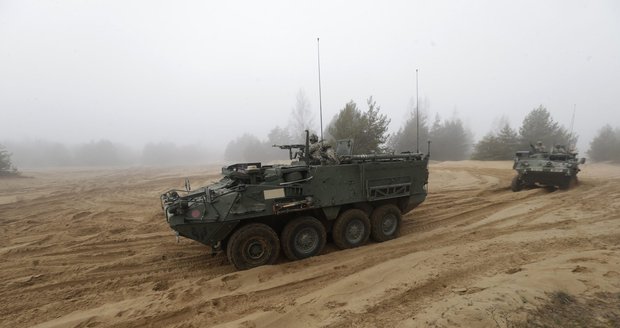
[187,205,206,219]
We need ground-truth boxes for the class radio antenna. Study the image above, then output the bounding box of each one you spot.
[416,68,419,153]
[569,104,576,149]
[317,37,324,141]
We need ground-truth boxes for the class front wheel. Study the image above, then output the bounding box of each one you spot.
[226,223,280,270]
[332,209,370,249]
[370,204,402,242]
[511,176,523,192]
[560,176,578,190]
[281,216,326,261]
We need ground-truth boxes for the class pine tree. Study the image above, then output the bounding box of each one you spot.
[0,144,18,176]
[588,125,620,162]
[429,115,472,160]
[390,110,429,153]
[519,105,575,150]
[471,123,519,160]
[326,97,390,154]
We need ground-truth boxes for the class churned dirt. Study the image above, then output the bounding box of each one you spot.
[1,161,620,328]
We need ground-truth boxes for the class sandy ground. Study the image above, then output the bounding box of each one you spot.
[1,161,619,328]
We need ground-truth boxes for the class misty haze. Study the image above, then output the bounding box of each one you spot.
[1,1,620,168]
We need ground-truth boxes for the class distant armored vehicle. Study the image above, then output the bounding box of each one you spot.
[511,143,585,192]
[161,133,429,270]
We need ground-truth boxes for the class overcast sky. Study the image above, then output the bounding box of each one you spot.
[1,0,619,153]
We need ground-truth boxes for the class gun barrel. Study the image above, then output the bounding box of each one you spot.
[273,144,305,149]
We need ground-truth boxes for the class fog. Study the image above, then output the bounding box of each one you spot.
[1,0,619,166]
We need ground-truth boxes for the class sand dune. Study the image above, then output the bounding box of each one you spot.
[1,162,619,327]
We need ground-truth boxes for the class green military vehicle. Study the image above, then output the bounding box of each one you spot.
[161,133,429,270]
[511,144,585,192]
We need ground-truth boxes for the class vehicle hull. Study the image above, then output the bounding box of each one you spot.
[163,156,428,247]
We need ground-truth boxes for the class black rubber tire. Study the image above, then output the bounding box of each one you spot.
[511,176,523,192]
[226,223,280,270]
[332,209,370,249]
[560,176,578,190]
[370,204,402,242]
[281,216,326,261]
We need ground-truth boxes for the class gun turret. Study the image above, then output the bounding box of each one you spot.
[273,144,306,160]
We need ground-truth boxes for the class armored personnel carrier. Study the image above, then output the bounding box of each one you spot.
[511,144,585,192]
[161,133,429,270]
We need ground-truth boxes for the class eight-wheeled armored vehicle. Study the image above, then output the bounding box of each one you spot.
[511,144,585,192]
[161,133,429,270]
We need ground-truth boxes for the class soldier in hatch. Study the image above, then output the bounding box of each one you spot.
[534,141,546,152]
[309,133,321,161]
[309,133,340,165]
[553,145,567,153]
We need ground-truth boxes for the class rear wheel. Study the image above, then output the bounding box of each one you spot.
[511,176,523,192]
[226,223,280,270]
[332,209,370,249]
[281,216,326,261]
[370,204,402,242]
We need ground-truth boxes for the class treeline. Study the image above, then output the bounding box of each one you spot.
[588,125,620,162]
[4,91,619,170]
[471,105,576,160]
[225,95,586,163]
[224,128,292,163]
[389,111,473,161]
[2,139,216,168]
[225,93,475,162]
[226,97,619,164]
[323,97,474,160]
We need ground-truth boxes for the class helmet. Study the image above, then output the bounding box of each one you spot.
[309,134,319,143]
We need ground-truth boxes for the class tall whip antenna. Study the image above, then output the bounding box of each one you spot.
[569,104,576,149]
[317,37,324,141]
[416,68,419,153]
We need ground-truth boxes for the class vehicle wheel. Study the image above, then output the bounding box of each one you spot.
[226,223,280,270]
[332,209,370,249]
[281,216,326,261]
[370,204,402,242]
[560,176,578,190]
[511,176,523,192]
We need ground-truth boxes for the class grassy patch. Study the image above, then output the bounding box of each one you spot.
[519,291,620,328]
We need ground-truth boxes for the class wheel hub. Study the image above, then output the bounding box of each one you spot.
[346,219,364,243]
[296,228,319,253]
[382,214,397,235]
[247,240,265,260]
